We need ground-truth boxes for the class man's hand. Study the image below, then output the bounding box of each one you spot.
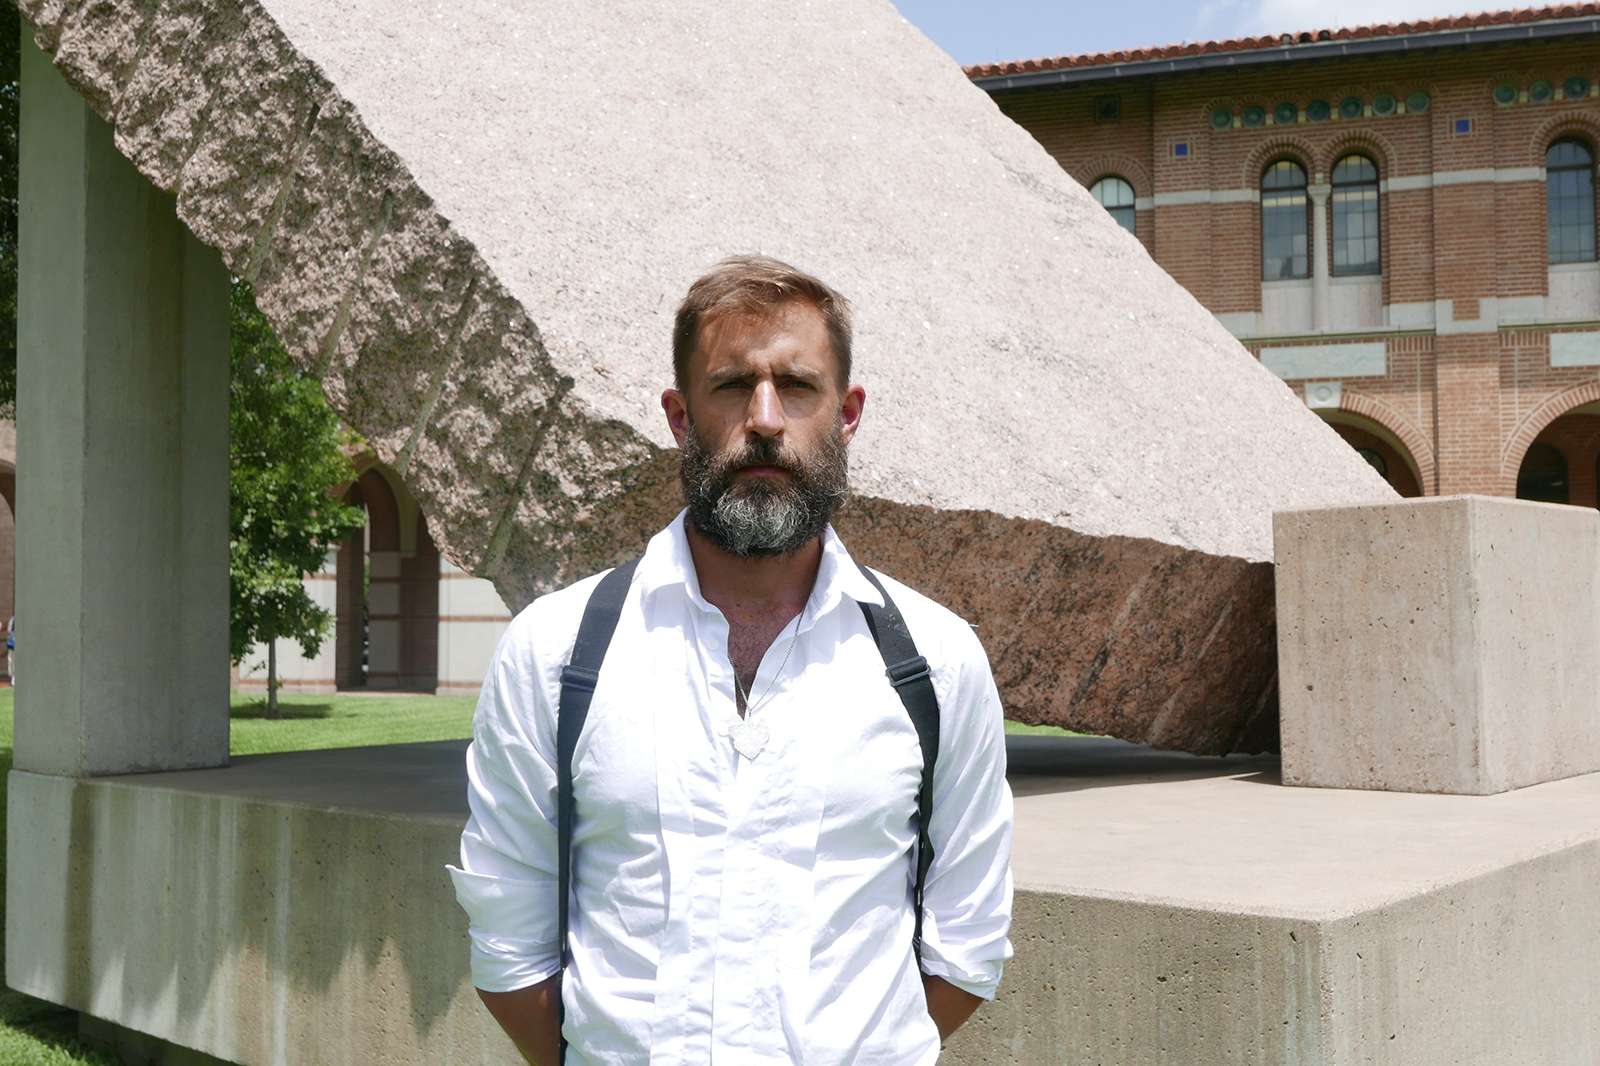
[923,973,984,1042]
[478,975,562,1065]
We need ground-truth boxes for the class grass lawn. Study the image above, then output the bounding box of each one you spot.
[0,686,1072,1065]
[227,690,477,755]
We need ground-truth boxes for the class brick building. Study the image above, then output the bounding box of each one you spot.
[970,6,1600,505]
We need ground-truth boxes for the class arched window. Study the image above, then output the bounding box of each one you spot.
[1517,442,1570,504]
[1331,154,1380,276]
[1547,139,1596,264]
[1090,176,1137,234]
[1261,159,1309,280]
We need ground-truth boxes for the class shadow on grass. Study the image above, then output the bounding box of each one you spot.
[229,700,336,720]
[0,989,116,1066]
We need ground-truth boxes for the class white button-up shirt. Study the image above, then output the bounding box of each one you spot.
[448,513,1013,1064]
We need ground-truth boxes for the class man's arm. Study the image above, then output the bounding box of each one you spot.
[915,619,1015,1031]
[923,973,983,1041]
[479,976,563,1066]
[446,617,568,1056]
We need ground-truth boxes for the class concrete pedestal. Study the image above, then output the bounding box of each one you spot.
[1276,495,1600,795]
[8,737,1600,1066]
[15,32,229,776]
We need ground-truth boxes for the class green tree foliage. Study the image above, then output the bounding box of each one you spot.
[230,279,363,717]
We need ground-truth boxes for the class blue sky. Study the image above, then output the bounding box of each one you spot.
[891,1,1565,66]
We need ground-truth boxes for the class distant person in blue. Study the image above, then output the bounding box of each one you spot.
[6,615,14,688]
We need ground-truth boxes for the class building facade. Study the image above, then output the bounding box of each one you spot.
[971,7,1600,505]
[238,457,512,695]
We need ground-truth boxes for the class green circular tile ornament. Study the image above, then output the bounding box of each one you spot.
[1405,91,1430,113]
[1339,96,1363,119]
[1211,108,1233,130]
[1307,99,1331,121]
[1243,105,1266,127]
[1492,82,1518,106]
[1275,101,1299,124]
[1530,80,1554,103]
[1564,75,1591,99]
[1372,93,1397,116]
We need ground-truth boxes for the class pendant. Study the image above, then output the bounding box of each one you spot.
[729,716,769,761]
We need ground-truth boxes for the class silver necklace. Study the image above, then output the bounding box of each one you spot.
[728,603,805,760]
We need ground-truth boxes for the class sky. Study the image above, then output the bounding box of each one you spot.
[891,1,1570,66]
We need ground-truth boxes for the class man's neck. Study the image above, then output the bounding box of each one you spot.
[684,520,823,621]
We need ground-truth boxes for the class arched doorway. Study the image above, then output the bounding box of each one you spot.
[1514,402,1600,507]
[335,463,440,691]
[1316,411,1424,498]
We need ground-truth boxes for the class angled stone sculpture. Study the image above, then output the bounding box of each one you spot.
[19,0,1392,752]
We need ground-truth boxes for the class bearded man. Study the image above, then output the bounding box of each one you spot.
[448,256,1014,1065]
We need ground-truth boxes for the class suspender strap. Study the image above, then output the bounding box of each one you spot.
[556,557,640,1063]
[854,564,941,968]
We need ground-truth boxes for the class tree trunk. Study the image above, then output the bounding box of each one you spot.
[267,639,280,720]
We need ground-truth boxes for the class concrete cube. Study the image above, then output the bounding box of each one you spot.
[1275,495,1600,794]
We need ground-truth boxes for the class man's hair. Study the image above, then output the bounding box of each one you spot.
[672,255,853,391]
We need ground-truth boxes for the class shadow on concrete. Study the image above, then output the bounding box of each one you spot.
[1006,734,1280,798]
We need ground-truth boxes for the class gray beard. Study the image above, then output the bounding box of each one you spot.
[679,419,849,557]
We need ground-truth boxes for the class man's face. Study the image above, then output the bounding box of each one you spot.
[661,301,866,556]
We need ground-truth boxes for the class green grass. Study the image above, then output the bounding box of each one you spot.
[227,690,476,756]
[1003,719,1082,737]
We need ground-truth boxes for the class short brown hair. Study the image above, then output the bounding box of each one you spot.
[672,255,853,390]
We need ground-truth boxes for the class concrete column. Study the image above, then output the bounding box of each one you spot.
[15,35,229,775]
[1309,182,1331,332]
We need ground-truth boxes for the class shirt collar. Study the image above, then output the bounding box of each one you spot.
[636,510,884,621]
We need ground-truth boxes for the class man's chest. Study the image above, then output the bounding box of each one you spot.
[567,627,924,854]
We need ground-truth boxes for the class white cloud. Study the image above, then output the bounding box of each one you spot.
[1236,0,1566,37]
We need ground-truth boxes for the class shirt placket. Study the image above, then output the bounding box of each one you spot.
[649,607,735,1066]
[711,616,830,1064]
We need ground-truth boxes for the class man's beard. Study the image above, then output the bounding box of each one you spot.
[679,418,849,557]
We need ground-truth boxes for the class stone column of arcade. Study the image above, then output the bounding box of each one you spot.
[1309,179,1332,332]
[11,33,229,778]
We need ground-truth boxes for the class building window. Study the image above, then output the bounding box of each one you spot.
[1331,154,1381,276]
[1090,176,1137,234]
[1261,159,1309,280]
[1547,139,1596,264]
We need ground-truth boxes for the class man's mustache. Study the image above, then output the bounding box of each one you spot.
[720,438,802,478]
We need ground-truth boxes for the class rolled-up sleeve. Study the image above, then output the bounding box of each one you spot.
[916,623,1014,1001]
[446,617,564,992]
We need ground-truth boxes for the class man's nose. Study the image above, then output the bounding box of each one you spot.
[745,381,785,438]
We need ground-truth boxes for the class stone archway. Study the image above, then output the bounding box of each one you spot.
[1513,402,1600,507]
[1317,412,1423,498]
[335,464,439,691]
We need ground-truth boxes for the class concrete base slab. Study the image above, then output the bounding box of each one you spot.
[9,736,1600,1065]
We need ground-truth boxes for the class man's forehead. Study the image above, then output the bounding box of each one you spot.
[696,302,832,370]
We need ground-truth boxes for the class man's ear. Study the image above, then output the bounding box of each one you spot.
[662,388,690,446]
[839,383,866,445]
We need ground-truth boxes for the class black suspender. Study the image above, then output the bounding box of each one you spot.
[853,564,941,966]
[553,557,940,1059]
[554,557,639,1062]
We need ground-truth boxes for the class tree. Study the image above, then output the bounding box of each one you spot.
[229,278,364,718]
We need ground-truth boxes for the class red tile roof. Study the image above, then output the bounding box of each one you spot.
[964,3,1600,80]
